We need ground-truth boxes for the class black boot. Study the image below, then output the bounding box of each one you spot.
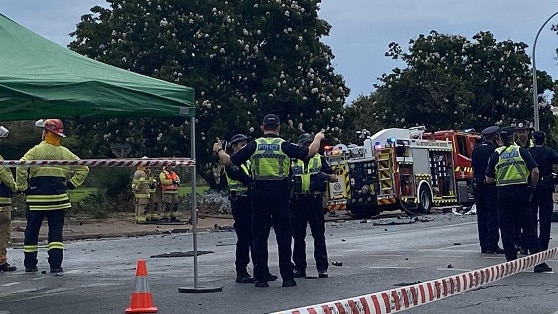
[293,269,306,278]
[236,267,255,283]
[534,263,552,273]
[0,263,17,272]
[236,273,255,283]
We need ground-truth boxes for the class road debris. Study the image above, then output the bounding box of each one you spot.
[213,224,234,231]
[150,250,213,258]
[373,217,418,226]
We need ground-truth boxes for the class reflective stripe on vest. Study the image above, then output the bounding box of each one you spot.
[132,175,150,198]
[494,144,529,186]
[250,138,289,180]
[226,162,251,192]
[0,196,11,206]
[292,155,321,194]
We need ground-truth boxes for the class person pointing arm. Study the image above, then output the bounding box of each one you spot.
[214,131,325,167]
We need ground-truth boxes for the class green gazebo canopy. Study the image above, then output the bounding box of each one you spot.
[0,13,195,120]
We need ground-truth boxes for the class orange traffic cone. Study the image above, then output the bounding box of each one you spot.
[125,259,158,314]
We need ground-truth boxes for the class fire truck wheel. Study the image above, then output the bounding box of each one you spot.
[417,184,432,214]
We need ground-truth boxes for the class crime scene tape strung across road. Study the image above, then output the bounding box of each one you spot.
[0,158,195,167]
[273,247,558,314]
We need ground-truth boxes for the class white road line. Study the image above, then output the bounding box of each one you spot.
[362,254,404,257]
[368,266,414,269]
[0,282,19,287]
[421,255,464,258]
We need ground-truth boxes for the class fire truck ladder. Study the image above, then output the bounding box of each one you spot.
[377,148,395,199]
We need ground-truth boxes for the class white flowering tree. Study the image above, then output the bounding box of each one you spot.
[348,31,554,134]
[68,0,349,190]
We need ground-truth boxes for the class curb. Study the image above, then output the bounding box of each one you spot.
[8,213,349,244]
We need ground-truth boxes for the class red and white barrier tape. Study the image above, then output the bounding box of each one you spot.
[274,247,557,314]
[0,158,195,167]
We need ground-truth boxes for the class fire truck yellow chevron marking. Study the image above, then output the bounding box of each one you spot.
[377,198,396,205]
[327,203,347,211]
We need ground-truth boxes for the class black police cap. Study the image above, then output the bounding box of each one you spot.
[499,126,515,138]
[481,125,500,136]
[262,114,280,127]
[533,131,546,142]
[229,134,251,145]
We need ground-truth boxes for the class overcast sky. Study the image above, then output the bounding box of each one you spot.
[2,0,558,102]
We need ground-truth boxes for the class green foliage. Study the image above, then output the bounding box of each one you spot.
[69,187,98,202]
[84,167,134,199]
[69,189,133,219]
[67,0,349,190]
[0,121,42,160]
[67,168,133,218]
[348,31,554,135]
[69,191,111,219]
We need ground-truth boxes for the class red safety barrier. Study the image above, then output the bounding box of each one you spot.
[0,158,195,167]
[273,247,558,314]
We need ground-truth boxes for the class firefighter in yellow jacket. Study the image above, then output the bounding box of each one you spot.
[0,126,18,272]
[160,166,180,221]
[146,167,161,222]
[16,119,89,273]
[132,165,150,224]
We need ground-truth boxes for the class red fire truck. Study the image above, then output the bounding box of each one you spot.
[324,127,481,218]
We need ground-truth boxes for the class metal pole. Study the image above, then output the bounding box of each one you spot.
[532,11,558,131]
[191,115,199,288]
[178,114,222,293]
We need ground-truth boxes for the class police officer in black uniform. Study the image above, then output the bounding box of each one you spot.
[224,134,256,283]
[471,125,503,254]
[291,133,336,279]
[528,131,558,251]
[214,114,325,288]
[513,122,533,254]
[485,126,551,272]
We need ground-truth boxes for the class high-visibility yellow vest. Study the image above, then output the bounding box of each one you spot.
[226,161,251,192]
[250,137,289,180]
[291,155,322,194]
[494,144,529,186]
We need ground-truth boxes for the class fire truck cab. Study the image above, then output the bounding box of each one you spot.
[324,127,481,218]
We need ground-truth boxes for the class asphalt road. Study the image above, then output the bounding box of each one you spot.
[0,211,556,314]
